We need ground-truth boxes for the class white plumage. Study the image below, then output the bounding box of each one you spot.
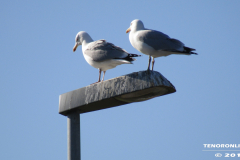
[73,31,141,83]
[126,19,197,70]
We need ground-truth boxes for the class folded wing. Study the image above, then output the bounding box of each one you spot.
[84,40,129,62]
[137,30,185,52]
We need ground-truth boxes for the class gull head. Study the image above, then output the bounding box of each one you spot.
[126,19,145,33]
[73,31,92,52]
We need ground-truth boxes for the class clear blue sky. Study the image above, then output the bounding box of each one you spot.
[1,0,240,159]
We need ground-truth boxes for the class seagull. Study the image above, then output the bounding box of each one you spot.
[73,31,141,83]
[126,19,197,71]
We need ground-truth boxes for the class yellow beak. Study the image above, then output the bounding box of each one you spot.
[73,44,78,52]
[126,28,131,33]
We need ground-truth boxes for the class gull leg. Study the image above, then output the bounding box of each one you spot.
[101,71,106,82]
[98,69,102,82]
[151,57,155,71]
[91,69,102,84]
[147,55,151,71]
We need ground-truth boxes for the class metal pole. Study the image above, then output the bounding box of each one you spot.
[67,111,80,160]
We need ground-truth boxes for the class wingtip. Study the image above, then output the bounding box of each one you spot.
[129,53,142,57]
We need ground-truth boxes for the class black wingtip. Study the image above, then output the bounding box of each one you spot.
[129,53,142,57]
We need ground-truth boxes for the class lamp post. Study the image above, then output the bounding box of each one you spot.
[59,70,176,160]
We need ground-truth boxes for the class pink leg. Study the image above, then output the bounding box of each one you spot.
[151,57,155,71]
[101,71,106,81]
[98,69,102,82]
[147,55,151,71]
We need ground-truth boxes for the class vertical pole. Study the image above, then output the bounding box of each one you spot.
[67,111,80,160]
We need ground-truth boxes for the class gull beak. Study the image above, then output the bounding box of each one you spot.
[126,28,131,33]
[73,43,78,52]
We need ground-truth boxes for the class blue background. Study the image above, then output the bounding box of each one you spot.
[1,0,240,159]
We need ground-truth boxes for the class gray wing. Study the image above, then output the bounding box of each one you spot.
[84,40,128,62]
[137,30,184,51]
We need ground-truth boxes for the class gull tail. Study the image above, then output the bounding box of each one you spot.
[125,53,141,62]
[113,53,141,62]
[183,47,198,55]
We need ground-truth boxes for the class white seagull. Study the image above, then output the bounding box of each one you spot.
[126,19,197,71]
[73,31,141,83]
